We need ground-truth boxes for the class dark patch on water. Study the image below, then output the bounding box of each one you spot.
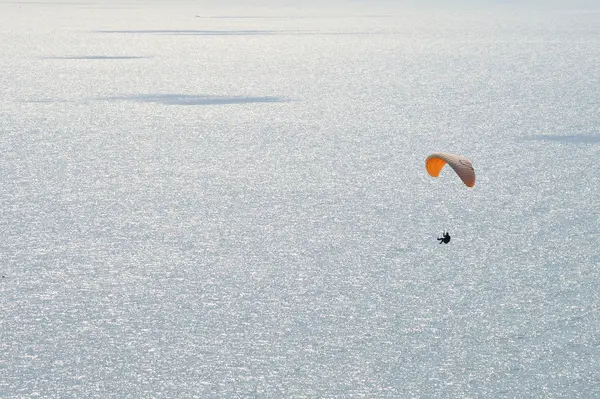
[524,134,600,144]
[96,29,276,36]
[95,29,387,37]
[20,99,76,103]
[99,94,289,106]
[42,55,149,60]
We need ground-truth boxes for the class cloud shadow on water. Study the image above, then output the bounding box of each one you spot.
[524,134,600,144]
[20,99,75,104]
[95,29,381,37]
[100,94,288,106]
[97,30,276,36]
[43,55,149,60]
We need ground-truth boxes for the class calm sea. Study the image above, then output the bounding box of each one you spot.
[2,1,600,397]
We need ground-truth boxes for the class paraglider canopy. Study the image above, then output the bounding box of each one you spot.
[426,152,475,187]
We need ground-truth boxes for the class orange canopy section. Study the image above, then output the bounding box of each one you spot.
[426,152,475,187]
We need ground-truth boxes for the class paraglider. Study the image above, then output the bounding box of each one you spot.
[426,152,475,243]
[426,152,475,187]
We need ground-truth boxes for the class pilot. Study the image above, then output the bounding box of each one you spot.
[437,231,451,244]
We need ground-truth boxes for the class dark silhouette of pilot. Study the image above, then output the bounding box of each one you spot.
[437,231,451,244]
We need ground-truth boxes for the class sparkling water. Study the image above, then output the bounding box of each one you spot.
[2,1,600,397]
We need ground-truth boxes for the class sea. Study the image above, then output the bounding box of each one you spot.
[1,0,600,397]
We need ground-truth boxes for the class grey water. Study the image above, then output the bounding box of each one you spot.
[1,0,600,397]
